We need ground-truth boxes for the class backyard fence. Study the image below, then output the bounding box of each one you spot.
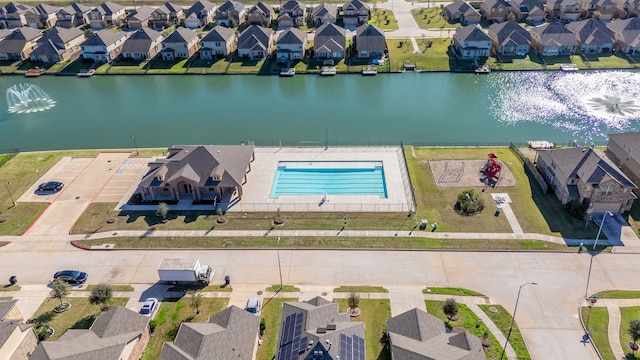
[223,202,413,213]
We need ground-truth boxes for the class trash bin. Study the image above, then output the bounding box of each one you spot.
[224,276,230,286]
[495,205,502,217]
[9,276,17,285]
[419,220,428,230]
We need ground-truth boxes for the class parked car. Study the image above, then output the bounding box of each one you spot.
[38,181,64,192]
[140,298,159,317]
[246,297,261,314]
[53,270,87,284]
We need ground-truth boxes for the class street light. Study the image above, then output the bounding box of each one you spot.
[593,211,613,250]
[5,181,15,207]
[277,236,283,291]
[131,135,139,156]
[501,281,538,359]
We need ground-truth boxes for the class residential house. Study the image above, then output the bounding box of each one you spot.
[530,22,578,55]
[488,20,531,55]
[137,144,256,204]
[480,0,512,23]
[246,1,274,27]
[150,2,184,29]
[56,3,92,28]
[387,308,486,360]
[279,0,306,28]
[30,26,84,63]
[314,22,346,59]
[309,3,338,26]
[276,27,307,61]
[607,132,640,196]
[122,27,163,60]
[0,300,38,360]
[0,3,33,29]
[184,0,215,29]
[215,0,245,27]
[566,18,615,53]
[608,18,640,54]
[0,29,12,41]
[275,297,365,360]
[88,1,126,29]
[0,26,42,60]
[510,0,545,24]
[443,1,482,25]
[237,24,273,59]
[578,0,617,21]
[158,306,260,360]
[614,0,640,18]
[30,307,150,360]
[546,0,581,22]
[25,4,59,29]
[200,25,236,58]
[81,29,128,62]
[161,27,199,60]
[342,0,370,28]
[354,23,386,59]
[453,24,492,59]
[536,146,637,213]
[127,5,155,29]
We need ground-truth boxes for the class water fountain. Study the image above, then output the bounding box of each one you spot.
[489,71,640,142]
[6,83,56,114]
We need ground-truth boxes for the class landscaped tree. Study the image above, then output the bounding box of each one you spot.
[455,189,484,216]
[89,283,113,311]
[51,279,70,310]
[443,298,459,321]
[629,319,640,353]
[348,292,360,310]
[157,202,169,221]
[188,290,203,314]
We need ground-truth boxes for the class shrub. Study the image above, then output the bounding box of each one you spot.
[443,298,459,320]
[347,292,360,309]
[455,189,484,216]
[89,283,113,310]
[564,200,585,218]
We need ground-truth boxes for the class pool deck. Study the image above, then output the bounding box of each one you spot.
[236,146,413,213]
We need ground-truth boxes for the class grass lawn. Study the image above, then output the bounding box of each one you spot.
[411,8,461,29]
[486,54,546,71]
[335,298,391,360]
[334,285,388,293]
[619,306,640,359]
[478,304,532,360]
[227,57,269,74]
[581,53,633,69]
[166,283,233,292]
[74,236,571,250]
[369,9,399,30]
[142,297,229,360]
[387,38,451,71]
[424,287,484,296]
[31,297,128,341]
[426,300,502,359]
[0,284,20,291]
[593,290,640,299]
[186,57,231,74]
[581,306,616,360]
[144,58,190,74]
[75,284,134,292]
[106,59,151,74]
[256,297,297,360]
[266,285,300,292]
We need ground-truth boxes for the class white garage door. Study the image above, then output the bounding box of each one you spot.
[591,203,621,213]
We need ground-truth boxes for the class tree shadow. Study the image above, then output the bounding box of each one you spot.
[71,314,97,329]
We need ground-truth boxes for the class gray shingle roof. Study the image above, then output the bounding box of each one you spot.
[201,24,235,42]
[0,300,18,320]
[481,0,511,10]
[345,0,368,11]
[83,29,127,46]
[187,0,215,17]
[277,27,306,44]
[218,0,243,12]
[2,2,32,14]
[99,1,124,15]
[566,18,614,45]
[311,3,338,18]
[607,18,640,45]
[122,27,162,53]
[128,5,155,21]
[163,26,197,44]
[155,1,182,15]
[489,20,531,46]
[609,132,640,163]
[60,3,91,16]
[387,308,486,360]
[0,27,42,54]
[248,1,274,16]
[455,24,491,42]
[238,24,272,50]
[280,0,305,13]
[314,22,346,52]
[355,23,386,50]
[33,3,60,16]
[39,26,84,47]
[530,22,578,46]
[511,0,544,12]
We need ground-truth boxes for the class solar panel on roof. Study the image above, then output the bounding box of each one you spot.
[277,312,306,360]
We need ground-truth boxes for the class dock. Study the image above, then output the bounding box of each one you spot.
[320,66,336,76]
[77,69,96,77]
[25,68,44,77]
[279,68,295,77]
[560,64,579,72]
[361,65,378,76]
[474,65,491,74]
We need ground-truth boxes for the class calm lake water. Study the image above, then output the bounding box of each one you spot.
[1,71,639,152]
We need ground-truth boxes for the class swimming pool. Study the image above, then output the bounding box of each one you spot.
[270,161,388,198]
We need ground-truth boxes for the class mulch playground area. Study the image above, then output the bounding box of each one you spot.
[429,160,517,188]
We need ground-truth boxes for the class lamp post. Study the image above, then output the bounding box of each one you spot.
[131,135,139,156]
[277,236,283,291]
[5,181,15,207]
[593,211,613,250]
[501,281,538,359]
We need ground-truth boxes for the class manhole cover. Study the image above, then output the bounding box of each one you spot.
[257,291,263,295]
[489,306,498,313]
[322,292,328,296]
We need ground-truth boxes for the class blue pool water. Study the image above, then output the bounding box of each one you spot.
[270,161,388,198]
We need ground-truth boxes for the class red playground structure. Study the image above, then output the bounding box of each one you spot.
[480,153,502,186]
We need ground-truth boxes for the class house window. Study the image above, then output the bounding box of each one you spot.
[498,7,504,12]
[163,188,169,192]
[215,42,221,46]
[601,184,613,195]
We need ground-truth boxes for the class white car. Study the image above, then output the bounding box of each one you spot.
[246,297,261,315]
[140,298,158,317]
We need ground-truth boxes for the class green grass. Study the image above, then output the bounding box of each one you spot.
[411,8,462,29]
[387,38,452,71]
[266,285,300,292]
[593,290,640,299]
[73,236,572,250]
[478,304,532,360]
[30,297,128,341]
[334,285,389,293]
[166,284,234,292]
[0,284,20,291]
[619,306,640,359]
[256,298,297,360]
[142,297,229,360]
[369,9,399,30]
[426,300,502,359]
[581,306,616,360]
[75,284,134,292]
[335,298,391,360]
[424,287,484,296]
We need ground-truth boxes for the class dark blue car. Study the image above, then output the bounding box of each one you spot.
[38,181,64,192]
[53,270,88,284]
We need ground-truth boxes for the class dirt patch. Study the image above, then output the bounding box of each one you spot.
[429,160,516,188]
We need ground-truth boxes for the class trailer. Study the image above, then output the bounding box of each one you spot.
[157,258,213,285]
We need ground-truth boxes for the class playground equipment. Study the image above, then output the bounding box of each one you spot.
[480,153,502,186]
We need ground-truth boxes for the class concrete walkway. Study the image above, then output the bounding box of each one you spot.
[607,305,624,360]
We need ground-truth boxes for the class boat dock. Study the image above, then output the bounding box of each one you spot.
[361,65,378,76]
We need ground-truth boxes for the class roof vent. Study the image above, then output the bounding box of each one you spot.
[316,327,327,334]
[326,324,337,331]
